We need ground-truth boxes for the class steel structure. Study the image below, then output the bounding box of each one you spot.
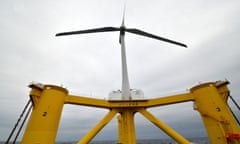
[21,80,240,144]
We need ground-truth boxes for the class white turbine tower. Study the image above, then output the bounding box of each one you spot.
[119,17,131,100]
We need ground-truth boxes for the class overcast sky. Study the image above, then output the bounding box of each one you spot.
[1,0,240,142]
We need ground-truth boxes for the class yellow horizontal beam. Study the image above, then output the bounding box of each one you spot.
[108,93,194,108]
[108,99,148,108]
[64,95,110,108]
[65,93,194,109]
[146,93,194,108]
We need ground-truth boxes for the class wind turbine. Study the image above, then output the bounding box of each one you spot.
[56,17,187,100]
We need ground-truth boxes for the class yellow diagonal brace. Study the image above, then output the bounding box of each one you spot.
[138,108,191,144]
[77,109,118,144]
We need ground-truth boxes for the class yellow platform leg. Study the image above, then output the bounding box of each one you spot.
[117,109,136,144]
[191,81,240,144]
[21,84,68,144]
[118,114,124,143]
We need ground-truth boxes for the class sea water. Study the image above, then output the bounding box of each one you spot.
[56,137,210,144]
[1,137,210,144]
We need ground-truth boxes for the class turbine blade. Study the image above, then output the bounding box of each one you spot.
[125,28,187,48]
[56,27,120,36]
[121,4,126,27]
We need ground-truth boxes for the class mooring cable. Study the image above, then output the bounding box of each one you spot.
[229,95,240,126]
[229,95,240,111]
[12,103,32,143]
[5,98,31,144]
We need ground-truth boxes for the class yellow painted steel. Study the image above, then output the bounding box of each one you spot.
[21,81,240,144]
[138,108,191,144]
[65,95,110,108]
[191,81,240,144]
[146,93,194,108]
[118,114,124,143]
[21,84,68,144]
[118,109,137,144]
